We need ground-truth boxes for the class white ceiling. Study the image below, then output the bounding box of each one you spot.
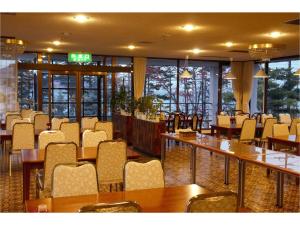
[1,13,299,61]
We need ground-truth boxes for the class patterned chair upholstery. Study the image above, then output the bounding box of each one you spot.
[81,117,98,131]
[38,130,65,149]
[21,108,33,119]
[279,113,291,125]
[10,122,34,176]
[217,115,230,126]
[52,163,98,198]
[79,201,141,213]
[96,140,126,189]
[235,114,249,127]
[261,114,273,125]
[289,118,300,135]
[82,130,107,148]
[186,191,238,212]
[272,124,292,152]
[51,117,69,130]
[239,119,256,144]
[11,118,31,127]
[37,142,77,198]
[296,123,300,136]
[94,121,113,140]
[34,114,49,131]
[5,114,21,131]
[60,122,80,147]
[124,160,164,191]
[255,118,277,147]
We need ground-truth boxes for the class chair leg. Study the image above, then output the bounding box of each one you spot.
[9,154,12,176]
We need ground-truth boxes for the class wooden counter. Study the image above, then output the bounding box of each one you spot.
[112,114,133,145]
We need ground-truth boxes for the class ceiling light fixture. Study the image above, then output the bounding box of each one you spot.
[53,40,61,46]
[73,15,89,23]
[181,24,197,32]
[248,43,285,61]
[180,56,192,79]
[254,68,268,79]
[128,45,136,50]
[192,48,201,54]
[225,42,233,47]
[294,68,300,76]
[46,47,53,52]
[269,31,281,38]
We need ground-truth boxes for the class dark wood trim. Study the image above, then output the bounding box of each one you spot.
[76,72,81,122]
[36,53,43,111]
[176,59,180,111]
[264,61,269,113]
[217,63,223,114]
[18,63,132,73]
[111,57,117,114]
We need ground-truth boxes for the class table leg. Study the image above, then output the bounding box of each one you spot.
[190,146,196,184]
[210,126,215,136]
[161,137,166,168]
[227,129,232,140]
[23,163,31,202]
[237,160,246,208]
[224,156,230,185]
[276,172,284,208]
[266,140,273,177]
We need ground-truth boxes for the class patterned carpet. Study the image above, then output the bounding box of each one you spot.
[0,141,299,212]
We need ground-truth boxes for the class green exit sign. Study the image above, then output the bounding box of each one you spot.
[68,52,92,63]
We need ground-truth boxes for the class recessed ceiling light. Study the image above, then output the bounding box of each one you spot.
[73,15,89,23]
[225,42,233,47]
[46,48,53,52]
[181,24,197,32]
[37,58,43,62]
[269,31,281,38]
[192,48,201,54]
[53,40,61,46]
[128,45,136,50]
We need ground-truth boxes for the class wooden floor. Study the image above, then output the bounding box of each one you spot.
[0,141,299,212]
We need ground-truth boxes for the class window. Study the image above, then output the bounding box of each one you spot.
[250,63,265,114]
[145,59,177,112]
[18,69,37,110]
[221,65,235,113]
[81,75,99,117]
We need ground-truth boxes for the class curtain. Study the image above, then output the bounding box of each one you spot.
[231,62,243,110]
[241,61,254,113]
[133,57,147,99]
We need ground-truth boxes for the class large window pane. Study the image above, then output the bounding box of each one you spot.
[53,89,68,102]
[53,75,68,88]
[222,65,235,113]
[81,75,99,117]
[52,103,68,117]
[18,69,37,109]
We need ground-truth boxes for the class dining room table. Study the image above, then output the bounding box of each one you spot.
[21,146,140,202]
[25,184,210,212]
[160,132,300,208]
[267,135,300,156]
[210,123,264,140]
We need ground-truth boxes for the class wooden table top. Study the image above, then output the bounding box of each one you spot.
[25,184,209,212]
[161,133,300,176]
[268,135,300,144]
[21,146,140,163]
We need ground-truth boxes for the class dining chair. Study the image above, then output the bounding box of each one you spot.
[10,122,35,176]
[255,118,277,147]
[60,122,80,147]
[79,201,141,213]
[191,114,199,131]
[94,121,113,140]
[82,130,107,148]
[296,123,300,136]
[20,108,33,119]
[279,113,292,125]
[261,114,273,125]
[81,117,98,131]
[289,118,300,135]
[36,142,77,198]
[5,114,21,131]
[251,112,262,124]
[124,160,164,191]
[52,162,98,198]
[34,114,49,131]
[29,111,43,123]
[217,115,231,126]
[38,130,65,149]
[235,114,249,127]
[96,140,126,191]
[51,117,69,130]
[186,191,238,212]
[272,124,291,153]
[239,118,256,144]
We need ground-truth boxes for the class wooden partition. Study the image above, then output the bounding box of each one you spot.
[112,114,133,145]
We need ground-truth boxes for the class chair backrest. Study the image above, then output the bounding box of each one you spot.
[34,114,49,130]
[261,118,278,140]
[251,112,262,124]
[96,140,126,185]
[38,130,65,150]
[273,124,289,136]
[174,113,181,130]
[94,121,113,140]
[11,118,31,128]
[52,163,98,198]
[43,142,77,192]
[5,114,21,131]
[51,117,70,130]
[261,114,273,125]
[296,123,300,136]
[191,114,198,131]
[60,122,80,147]
[289,118,300,135]
[12,122,35,150]
[81,117,99,131]
[235,114,249,126]
[279,113,291,125]
[217,115,230,126]
[186,191,238,212]
[21,109,33,119]
[239,119,256,142]
[79,201,141,213]
[83,130,107,148]
[124,160,164,191]
[29,111,43,123]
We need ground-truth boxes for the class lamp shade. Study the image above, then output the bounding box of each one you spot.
[294,68,300,76]
[224,71,236,80]
[180,69,192,79]
[254,69,268,79]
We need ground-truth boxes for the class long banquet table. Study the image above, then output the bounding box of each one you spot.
[25,184,209,212]
[160,133,300,208]
[21,146,140,202]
